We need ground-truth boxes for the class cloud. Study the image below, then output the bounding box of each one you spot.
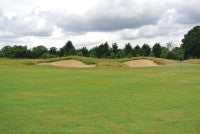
[44,0,164,33]
[0,9,54,38]
[0,0,200,48]
[41,0,200,42]
[176,1,200,24]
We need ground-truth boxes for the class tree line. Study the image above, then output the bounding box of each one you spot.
[0,41,185,60]
[0,25,200,60]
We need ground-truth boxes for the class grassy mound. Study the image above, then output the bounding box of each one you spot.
[183,59,200,64]
[0,56,179,67]
[38,56,178,67]
[37,56,124,67]
[118,57,177,65]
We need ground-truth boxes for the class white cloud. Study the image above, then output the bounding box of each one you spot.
[0,0,200,49]
[0,9,54,37]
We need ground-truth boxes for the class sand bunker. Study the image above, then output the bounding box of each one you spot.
[39,60,95,68]
[123,59,158,67]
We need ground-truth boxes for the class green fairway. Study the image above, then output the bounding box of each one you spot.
[0,59,200,133]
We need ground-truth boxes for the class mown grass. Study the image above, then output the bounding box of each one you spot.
[0,58,200,133]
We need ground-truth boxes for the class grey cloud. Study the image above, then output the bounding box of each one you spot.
[119,0,200,40]
[44,0,164,33]
[48,14,158,33]
[1,0,200,46]
[176,1,200,24]
[44,0,200,35]
[154,0,200,25]
[120,23,193,41]
[0,9,54,38]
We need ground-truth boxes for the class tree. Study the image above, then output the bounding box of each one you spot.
[89,47,98,58]
[41,53,57,59]
[26,49,33,58]
[124,43,133,57]
[0,51,4,58]
[133,45,142,57]
[1,46,14,58]
[95,42,110,58]
[60,41,76,56]
[1,45,30,58]
[181,25,200,58]
[152,43,162,57]
[167,47,184,60]
[112,43,118,54]
[141,44,151,56]
[79,47,89,57]
[175,48,184,60]
[12,45,28,58]
[49,47,57,55]
[166,41,176,51]
[32,45,48,58]
[116,49,125,58]
[110,43,119,58]
[160,47,169,59]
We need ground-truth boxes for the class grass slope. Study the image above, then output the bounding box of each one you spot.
[0,58,200,133]
[0,56,178,67]
[183,59,200,64]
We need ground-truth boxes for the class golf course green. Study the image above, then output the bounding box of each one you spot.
[0,57,200,133]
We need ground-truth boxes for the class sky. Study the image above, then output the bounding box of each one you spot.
[0,0,200,49]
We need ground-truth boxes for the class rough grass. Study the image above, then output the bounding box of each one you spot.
[117,57,178,65]
[0,57,194,68]
[183,59,200,64]
[37,56,123,67]
[37,56,179,66]
[0,56,178,67]
[0,58,200,133]
[0,57,124,67]
[0,58,37,66]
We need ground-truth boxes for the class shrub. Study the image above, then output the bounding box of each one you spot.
[24,61,35,65]
[0,51,4,58]
[41,53,57,59]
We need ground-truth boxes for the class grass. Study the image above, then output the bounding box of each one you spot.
[0,57,200,133]
[38,56,178,66]
[183,59,200,64]
[0,56,178,67]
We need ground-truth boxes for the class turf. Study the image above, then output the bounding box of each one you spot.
[0,59,200,133]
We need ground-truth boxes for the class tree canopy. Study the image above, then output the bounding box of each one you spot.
[181,25,200,58]
[60,41,76,56]
[152,43,162,58]
[141,44,151,57]
[32,45,48,58]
